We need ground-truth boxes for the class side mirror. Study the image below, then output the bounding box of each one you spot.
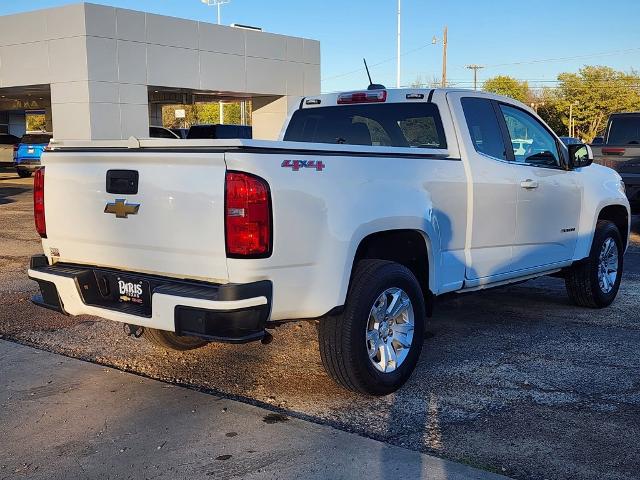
[568,143,593,169]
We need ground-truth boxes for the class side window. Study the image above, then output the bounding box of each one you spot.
[499,104,560,167]
[461,97,507,160]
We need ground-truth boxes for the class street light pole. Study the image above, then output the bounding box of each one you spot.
[396,0,401,88]
[569,103,573,137]
[569,101,578,137]
[201,0,230,25]
[201,0,231,123]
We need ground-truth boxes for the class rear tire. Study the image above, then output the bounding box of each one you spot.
[145,328,208,351]
[17,169,32,178]
[565,220,623,308]
[318,260,425,396]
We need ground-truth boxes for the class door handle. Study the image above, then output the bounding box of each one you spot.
[520,179,539,189]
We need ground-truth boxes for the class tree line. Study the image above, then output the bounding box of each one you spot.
[481,66,640,142]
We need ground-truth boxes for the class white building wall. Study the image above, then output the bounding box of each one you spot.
[0,3,321,140]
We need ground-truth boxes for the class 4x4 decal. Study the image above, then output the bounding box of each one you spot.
[281,160,325,171]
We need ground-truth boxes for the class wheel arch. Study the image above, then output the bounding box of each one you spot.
[598,204,630,250]
[348,229,436,304]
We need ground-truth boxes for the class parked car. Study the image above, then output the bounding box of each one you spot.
[591,112,640,210]
[29,88,629,396]
[511,138,533,156]
[149,126,180,139]
[170,128,189,139]
[14,133,52,178]
[0,133,20,165]
[187,124,252,139]
[559,136,582,146]
[591,136,604,145]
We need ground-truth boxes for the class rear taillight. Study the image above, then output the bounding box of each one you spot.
[225,172,271,257]
[602,147,625,156]
[337,90,387,104]
[34,167,46,238]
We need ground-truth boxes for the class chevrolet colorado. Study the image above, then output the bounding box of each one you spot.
[28,88,630,395]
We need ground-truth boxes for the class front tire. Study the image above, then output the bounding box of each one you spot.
[145,328,208,351]
[565,220,623,308]
[17,169,32,178]
[319,260,425,396]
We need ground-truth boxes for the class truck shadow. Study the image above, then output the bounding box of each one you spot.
[0,185,29,205]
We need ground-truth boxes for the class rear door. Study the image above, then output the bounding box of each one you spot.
[449,93,521,281]
[41,151,229,283]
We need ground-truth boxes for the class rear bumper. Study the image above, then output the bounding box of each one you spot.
[28,255,272,343]
[14,160,40,172]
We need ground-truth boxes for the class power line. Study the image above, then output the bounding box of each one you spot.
[322,41,440,82]
[480,47,640,69]
[324,46,640,85]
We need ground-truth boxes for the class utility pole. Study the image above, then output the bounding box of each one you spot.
[466,64,484,90]
[396,0,401,88]
[432,27,448,88]
[441,26,448,88]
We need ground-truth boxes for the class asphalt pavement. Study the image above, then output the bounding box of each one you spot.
[1,167,639,480]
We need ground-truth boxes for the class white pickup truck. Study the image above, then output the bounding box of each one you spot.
[29,88,630,395]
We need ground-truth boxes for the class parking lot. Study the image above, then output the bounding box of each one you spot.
[1,166,639,480]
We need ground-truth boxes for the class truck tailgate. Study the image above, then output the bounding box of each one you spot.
[41,151,229,283]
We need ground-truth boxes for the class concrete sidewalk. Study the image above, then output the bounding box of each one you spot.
[0,340,508,480]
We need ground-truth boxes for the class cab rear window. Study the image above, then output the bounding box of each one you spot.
[284,103,447,149]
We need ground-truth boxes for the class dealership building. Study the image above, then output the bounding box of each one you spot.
[0,3,321,140]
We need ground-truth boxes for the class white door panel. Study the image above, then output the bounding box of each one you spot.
[513,166,581,269]
[447,92,519,280]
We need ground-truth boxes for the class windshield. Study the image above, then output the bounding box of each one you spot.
[284,103,447,149]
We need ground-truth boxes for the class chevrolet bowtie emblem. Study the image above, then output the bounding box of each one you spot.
[104,199,140,218]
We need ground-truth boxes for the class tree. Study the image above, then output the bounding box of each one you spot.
[552,66,640,141]
[483,75,530,103]
[161,102,252,129]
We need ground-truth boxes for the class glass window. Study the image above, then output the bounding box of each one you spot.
[461,97,507,160]
[284,103,447,149]
[607,115,640,145]
[499,104,560,167]
[398,116,442,148]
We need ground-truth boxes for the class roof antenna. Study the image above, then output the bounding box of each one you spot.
[363,58,386,91]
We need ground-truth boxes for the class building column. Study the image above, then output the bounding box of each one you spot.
[50,81,149,140]
[251,96,300,140]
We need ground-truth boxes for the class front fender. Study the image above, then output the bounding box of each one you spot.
[574,165,630,260]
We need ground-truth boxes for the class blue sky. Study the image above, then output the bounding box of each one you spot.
[3,0,640,92]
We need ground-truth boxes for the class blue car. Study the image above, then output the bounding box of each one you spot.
[14,133,52,178]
